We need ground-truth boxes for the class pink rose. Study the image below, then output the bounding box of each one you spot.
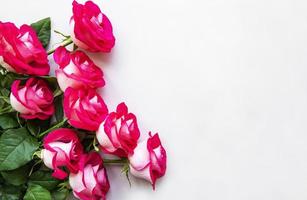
[10,78,54,120]
[64,87,108,131]
[0,22,49,75]
[54,47,105,92]
[69,152,110,200]
[42,128,83,179]
[96,102,140,157]
[70,1,115,52]
[128,133,167,189]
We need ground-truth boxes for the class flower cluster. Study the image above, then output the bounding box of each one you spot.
[0,1,166,200]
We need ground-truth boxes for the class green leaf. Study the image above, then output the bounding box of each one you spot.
[0,88,10,97]
[0,173,4,184]
[29,170,60,190]
[0,127,39,170]
[24,184,51,200]
[26,121,41,136]
[0,114,19,129]
[0,72,16,89]
[1,164,31,186]
[0,69,29,89]
[31,17,51,48]
[0,106,14,115]
[51,188,69,200]
[54,96,63,122]
[40,76,59,92]
[0,185,23,200]
[26,119,51,136]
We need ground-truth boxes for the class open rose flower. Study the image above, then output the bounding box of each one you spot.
[0,22,49,75]
[96,102,140,157]
[54,46,105,92]
[42,128,83,179]
[70,0,115,52]
[128,133,167,189]
[64,87,108,131]
[10,78,54,120]
[69,152,110,200]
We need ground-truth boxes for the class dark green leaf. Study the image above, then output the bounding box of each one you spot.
[0,70,28,89]
[26,119,51,136]
[26,121,41,136]
[0,114,19,129]
[31,18,51,48]
[0,173,4,184]
[54,96,63,122]
[40,76,59,92]
[0,185,23,200]
[29,170,60,190]
[51,188,69,200]
[1,164,31,186]
[0,88,10,97]
[24,184,51,200]
[0,127,39,170]
[0,72,16,89]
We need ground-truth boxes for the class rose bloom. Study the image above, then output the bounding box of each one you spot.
[42,128,83,179]
[96,102,140,157]
[64,87,108,131]
[69,152,110,200]
[0,21,49,75]
[128,133,167,189]
[54,46,105,92]
[10,78,54,120]
[70,0,115,52]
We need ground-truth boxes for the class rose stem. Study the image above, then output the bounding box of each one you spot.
[103,158,128,165]
[54,30,70,39]
[47,37,73,55]
[38,118,68,138]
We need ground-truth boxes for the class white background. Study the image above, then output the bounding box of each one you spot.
[1,0,307,199]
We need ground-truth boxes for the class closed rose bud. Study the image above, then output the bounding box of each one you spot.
[0,22,49,75]
[64,87,108,131]
[10,78,54,120]
[69,152,110,200]
[54,46,105,92]
[70,0,115,52]
[42,128,83,179]
[128,133,167,189]
[96,102,140,157]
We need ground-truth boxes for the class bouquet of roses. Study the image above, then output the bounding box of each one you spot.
[0,1,167,199]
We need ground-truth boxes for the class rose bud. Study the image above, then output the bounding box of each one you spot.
[96,102,140,157]
[128,133,167,189]
[10,78,54,120]
[54,46,105,92]
[64,87,108,131]
[70,0,115,52]
[0,22,49,75]
[42,128,83,179]
[69,152,110,200]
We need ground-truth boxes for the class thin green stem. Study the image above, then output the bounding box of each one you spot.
[38,118,68,138]
[54,30,70,39]
[47,37,73,55]
[28,159,42,177]
[103,158,128,165]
